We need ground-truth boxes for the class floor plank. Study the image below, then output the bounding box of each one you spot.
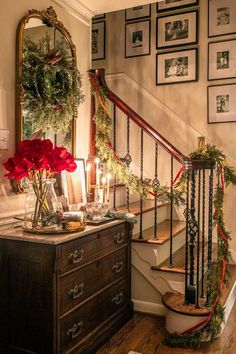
[96,300,236,354]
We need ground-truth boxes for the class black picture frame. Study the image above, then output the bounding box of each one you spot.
[92,21,106,61]
[156,48,198,86]
[156,10,198,50]
[125,4,151,21]
[125,19,151,58]
[92,14,105,21]
[207,39,236,81]
[207,83,236,124]
[157,0,199,13]
[208,0,236,38]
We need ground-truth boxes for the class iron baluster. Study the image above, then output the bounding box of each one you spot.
[206,167,214,306]
[152,143,159,240]
[196,169,201,308]
[184,169,190,304]
[113,104,117,210]
[125,116,132,212]
[139,129,144,239]
[169,156,174,267]
[201,169,206,298]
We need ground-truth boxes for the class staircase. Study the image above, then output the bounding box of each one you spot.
[88,68,236,337]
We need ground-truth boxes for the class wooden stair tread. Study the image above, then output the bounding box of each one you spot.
[151,242,218,274]
[163,292,211,317]
[116,200,169,216]
[162,265,236,317]
[132,220,185,245]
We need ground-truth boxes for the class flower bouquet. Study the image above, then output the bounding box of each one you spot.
[3,139,82,232]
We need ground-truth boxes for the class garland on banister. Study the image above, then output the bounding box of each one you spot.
[164,145,236,347]
[90,74,236,348]
[90,75,186,206]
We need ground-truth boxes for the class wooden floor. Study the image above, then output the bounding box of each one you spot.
[96,301,236,354]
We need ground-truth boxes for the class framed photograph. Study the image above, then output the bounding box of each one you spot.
[125,5,151,21]
[125,20,151,58]
[92,21,105,61]
[61,159,87,209]
[92,14,105,21]
[208,0,236,37]
[156,48,198,85]
[208,39,236,81]
[157,0,198,12]
[156,11,198,49]
[208,84,236,124]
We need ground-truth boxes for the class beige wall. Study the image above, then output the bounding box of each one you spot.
[0,0,91,220]
[93,1,236,249]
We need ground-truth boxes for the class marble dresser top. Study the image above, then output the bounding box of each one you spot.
[0,219,124,245]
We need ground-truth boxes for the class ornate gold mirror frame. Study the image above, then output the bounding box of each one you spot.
[16,7,77,154]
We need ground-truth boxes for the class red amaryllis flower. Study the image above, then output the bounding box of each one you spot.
[3,156,33,180]
[48,146,77,174]
[17,139,53,170]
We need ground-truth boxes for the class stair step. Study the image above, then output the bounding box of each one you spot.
[162,264,236,317]
[116,200,169,216]
[151,242,218,274]
[132,220,185,245]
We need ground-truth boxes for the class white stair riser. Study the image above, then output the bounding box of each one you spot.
[165,311,206,334]
[133,204,169,235]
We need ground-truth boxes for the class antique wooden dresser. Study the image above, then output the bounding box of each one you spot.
[0,220,133,354]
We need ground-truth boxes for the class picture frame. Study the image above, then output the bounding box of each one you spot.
[156,48,198,85]
[156,11,198,49]
[125,20,151,58]
[157,0,199,13]
[92,21,105,61]
[208,0,236,38]
[208,39,236,81]
[92,14,105,21]
[60,159,87,210]
[208,84,236,124]
[125,5,151,21]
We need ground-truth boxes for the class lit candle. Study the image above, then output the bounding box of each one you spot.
[86,163,91,194]
[102,176,107,202]
[107,173,111,204]
[95,157,100,188]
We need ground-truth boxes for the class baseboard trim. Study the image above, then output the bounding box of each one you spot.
[132,299,167,317]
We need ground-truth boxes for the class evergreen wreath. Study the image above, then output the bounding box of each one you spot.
[22,34,84,134]
[90,73,236,347]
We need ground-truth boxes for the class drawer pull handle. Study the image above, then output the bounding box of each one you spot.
[68,282,84,300]
[112,261,124,274]
[112,291,124,306]
[66,321,83,340]
[113,232,125,244]
[68,249,84,264]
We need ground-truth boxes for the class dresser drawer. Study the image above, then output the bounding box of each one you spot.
[60,247,127,315]
[60,223,127,273]
[60,279,127,353]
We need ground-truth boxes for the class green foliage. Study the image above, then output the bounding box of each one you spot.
[22,34,84,133]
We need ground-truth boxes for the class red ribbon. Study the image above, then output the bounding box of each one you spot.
[91,77,107,113]
[219,164,225,195]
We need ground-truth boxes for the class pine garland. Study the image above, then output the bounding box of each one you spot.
[22,34,84,135]
[91,77,186,205]
[90,73,236,347]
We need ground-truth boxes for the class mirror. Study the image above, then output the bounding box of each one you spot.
[16,7,82,154]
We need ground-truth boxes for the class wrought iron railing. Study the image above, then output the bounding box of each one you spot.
[89,68,216,308]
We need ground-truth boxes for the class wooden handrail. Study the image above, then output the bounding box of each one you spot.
[88,68,186,164]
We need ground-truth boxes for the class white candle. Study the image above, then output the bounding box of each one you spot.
[86,163,91,194]
[95,157,100,188]
[102,176,107,202]
[107,173,111,203]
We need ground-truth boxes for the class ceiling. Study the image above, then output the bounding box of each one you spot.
[77,0,159,15]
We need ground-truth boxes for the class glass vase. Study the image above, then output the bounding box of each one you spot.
[24,178,60,231]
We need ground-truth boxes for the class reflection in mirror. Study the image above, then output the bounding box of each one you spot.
[16,7,84,154]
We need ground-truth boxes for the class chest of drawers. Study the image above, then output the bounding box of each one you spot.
[0,221,133,354]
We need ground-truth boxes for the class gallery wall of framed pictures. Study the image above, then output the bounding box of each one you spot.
[125,4,151,58]
[156,0,199,86]
[207,0,236,124]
